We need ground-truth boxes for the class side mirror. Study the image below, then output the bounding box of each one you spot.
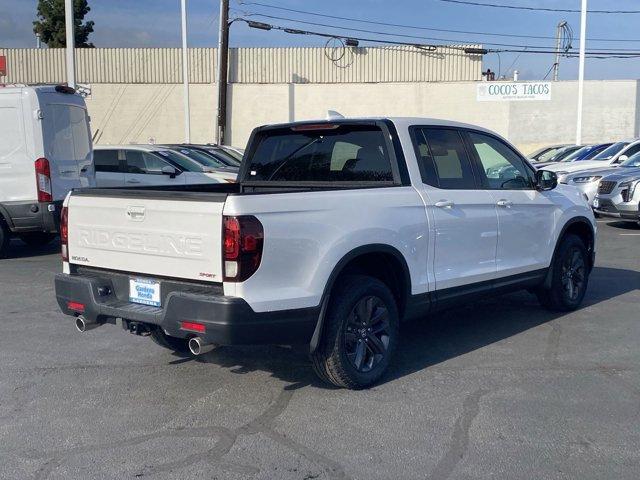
[536,170,557,191]
[616,155,628,164]
[161,165,179,178]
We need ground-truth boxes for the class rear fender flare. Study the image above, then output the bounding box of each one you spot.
[309,244,410,353]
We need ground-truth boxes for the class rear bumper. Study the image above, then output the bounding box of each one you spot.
[1,201,63,233]
[54,272,318,346]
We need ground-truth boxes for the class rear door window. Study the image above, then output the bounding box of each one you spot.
[412,128,476,189]
[246,124,394,183]
[94,150,120,172]
[47,105,91,163]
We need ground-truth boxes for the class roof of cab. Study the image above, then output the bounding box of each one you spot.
[260,116,498,135]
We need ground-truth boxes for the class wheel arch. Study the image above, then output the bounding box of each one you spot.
[309,244,411,353]
[544,216,595,288]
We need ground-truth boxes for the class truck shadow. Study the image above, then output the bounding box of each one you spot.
[3,238,61,259]
[187,266,639,389]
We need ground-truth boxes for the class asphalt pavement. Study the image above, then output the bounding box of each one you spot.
[0,220,639,479]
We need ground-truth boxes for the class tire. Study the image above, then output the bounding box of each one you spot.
[310,275,399,389]
[536,234,590,312]
[150,329,190,353]
[0,219,10,258]
[19,232,56,247]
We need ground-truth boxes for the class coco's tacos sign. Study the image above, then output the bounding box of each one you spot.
[477,82,551,102]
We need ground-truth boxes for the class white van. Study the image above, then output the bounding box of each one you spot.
[0,85,94,256]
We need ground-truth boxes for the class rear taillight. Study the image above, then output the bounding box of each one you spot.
[35,157,52,202]
[223,215,263,282]
[60,206,69,261]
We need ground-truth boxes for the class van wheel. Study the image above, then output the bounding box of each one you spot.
[150,330,190,353]
[19,232,56,247]
[536,234,590,312]
[0,220,9,258]
[310,275,399,389]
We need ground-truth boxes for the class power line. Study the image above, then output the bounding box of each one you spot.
[237,14,640,53]
[237,18,640,59]
[235,0,640,42]
[436,0,640,14]
[240,12,558,49]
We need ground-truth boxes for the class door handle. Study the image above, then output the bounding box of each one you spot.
[496,199,513,208]
[126,179,141,184]
[434,200,454,209]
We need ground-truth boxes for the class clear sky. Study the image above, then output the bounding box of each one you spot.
[2,0,640,80]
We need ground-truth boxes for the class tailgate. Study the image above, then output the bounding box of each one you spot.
[67,192,225,282]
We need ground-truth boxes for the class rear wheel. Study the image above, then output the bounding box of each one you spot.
[19,232,56,247]
[536,234,590,312]
[150,329,190,353]
[311,275,399,389]
[0,220,9,258]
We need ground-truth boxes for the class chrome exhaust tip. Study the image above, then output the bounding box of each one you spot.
[75,315,101,332]
[188,337,217,356]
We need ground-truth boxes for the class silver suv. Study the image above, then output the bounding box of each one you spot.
[594,167,640,223]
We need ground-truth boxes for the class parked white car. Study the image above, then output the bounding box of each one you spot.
[542,140,640,182]
[56,117,596,388]
[0,85,94,256]
[93,145,236,188]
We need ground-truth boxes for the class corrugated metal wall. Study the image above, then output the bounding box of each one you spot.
[0,46,482,84]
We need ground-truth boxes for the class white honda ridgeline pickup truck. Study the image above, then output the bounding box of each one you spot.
[55,118,596,388]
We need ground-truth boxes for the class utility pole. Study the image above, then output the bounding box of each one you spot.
[181,0,191,143]
[64,0,76,89]
[553,21,567,82]
[576,0,587,145]
[216,0,230,145]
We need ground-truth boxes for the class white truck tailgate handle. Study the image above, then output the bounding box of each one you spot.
[497,199,514,208]
[434,200,454,209]
[126,179,141,184]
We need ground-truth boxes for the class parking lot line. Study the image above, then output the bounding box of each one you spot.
[619,233,640,236]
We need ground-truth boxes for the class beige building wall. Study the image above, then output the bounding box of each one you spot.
[87,80,640,155]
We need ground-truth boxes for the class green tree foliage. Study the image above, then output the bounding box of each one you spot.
[33,0,95,48]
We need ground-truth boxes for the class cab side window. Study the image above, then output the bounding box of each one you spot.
[468,132,534,190]
[412,128,476,189]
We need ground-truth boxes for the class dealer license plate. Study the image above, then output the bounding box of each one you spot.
[129,278,161,307]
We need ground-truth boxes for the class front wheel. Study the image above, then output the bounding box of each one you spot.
[536,234,590,312]
[310,275,399,389]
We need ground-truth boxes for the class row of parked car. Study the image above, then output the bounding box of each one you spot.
[0,85,242,256]
[93,144,241,187]
[528,142,640,224]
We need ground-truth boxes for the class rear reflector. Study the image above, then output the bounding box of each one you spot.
[67,301,85,313]
[181,321,206,333]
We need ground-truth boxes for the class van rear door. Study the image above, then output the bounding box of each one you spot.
[41,92,94,200]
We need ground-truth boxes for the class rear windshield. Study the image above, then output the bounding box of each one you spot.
[245,124,394,183]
